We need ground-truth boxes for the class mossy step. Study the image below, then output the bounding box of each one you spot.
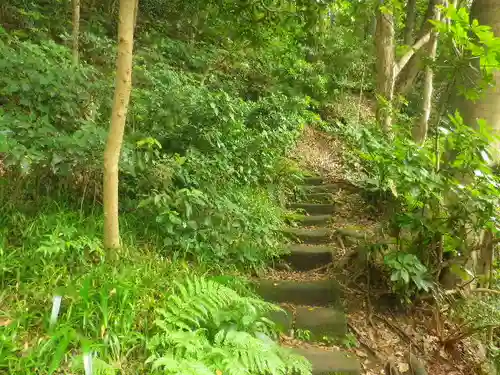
[292,347,361,375]
[268,307,294,333]
[254,279,341,306]
[288,203,336,215]
[300,182,357,193]
[295,306,347,339]
[283,228,333,244]
[303,176,324,185]
[267,306,346,339]
[300,192,335,203]
[294,214,332,227]
[284,244,334,270]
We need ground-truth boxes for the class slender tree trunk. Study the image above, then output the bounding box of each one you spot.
[412,2,442,143]
[395,0,439,96]
[404,0,417,45]
[103,0,136,249]
[72,0,80,65]
[375,2,432,134]
[375,3,395,134]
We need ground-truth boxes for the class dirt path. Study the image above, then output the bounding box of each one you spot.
[252,126,486,375]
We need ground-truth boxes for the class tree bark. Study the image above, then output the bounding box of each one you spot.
[375,2,433,135]
[451,0,500,163]
[72,0,80,65]
[395,0,440,96]
[404,0,417,45]
[394,32,432,77]
[375,3,395,134]
[103,0,136,249]
[412,2,442,143]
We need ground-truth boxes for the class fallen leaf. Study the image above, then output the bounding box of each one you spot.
[216,370,223,375]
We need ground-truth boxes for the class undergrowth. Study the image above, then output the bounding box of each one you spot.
[0,209,308,374]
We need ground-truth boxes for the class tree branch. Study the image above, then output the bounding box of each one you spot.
[394,32,432,78]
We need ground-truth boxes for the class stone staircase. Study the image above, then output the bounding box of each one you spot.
[254,176,362,375]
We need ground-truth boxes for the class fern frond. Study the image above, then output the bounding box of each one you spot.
[157,275,279,331]
[215,330,305,375]
[151,354,214,375]
[149,276,312,375]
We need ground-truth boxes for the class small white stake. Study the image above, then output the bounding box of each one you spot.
[50,295,62,326]
[83,353,93,375]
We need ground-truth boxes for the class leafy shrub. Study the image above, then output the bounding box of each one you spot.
[0,37,110,176]
[328,112,499,297]
[0,29,309,269]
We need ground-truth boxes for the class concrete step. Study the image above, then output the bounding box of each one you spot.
[295,306,347,339]
[303,176,324,185]
[268,306,346,340]
[292,347,361,375]
[283,228,333,244]
[253,279,341,306]
[284,244,334,270]
[300,181,357,193]
[288,203,336,215]
[268,307,294,333]
[298,192,335,203]
[294,214,332,227]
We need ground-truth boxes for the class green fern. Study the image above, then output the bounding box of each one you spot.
[150,355,214,375]
[149,328,311,375]
[215,330,311,375]
[148,275,312,375]
[157,275,281,334]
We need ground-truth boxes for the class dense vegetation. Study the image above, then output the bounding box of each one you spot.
[1,0,499,373]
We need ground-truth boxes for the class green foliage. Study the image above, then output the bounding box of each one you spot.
[148,276,311,375]
[329,111,499,297]
[384,252,431,296]
[0,37,110,175]
[0,26,313,268]
[0,207,309,374]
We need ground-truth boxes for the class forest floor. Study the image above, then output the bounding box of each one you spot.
[271,124,491,375]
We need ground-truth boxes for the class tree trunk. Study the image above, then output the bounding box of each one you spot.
[103,0,136,249]
[451,0,500,163]
[404,0,417,45]
[374,2,434,134]
[395,0,439,96]
[412,2,442,143]
[72,0,80,65]
[375,3,395,134]
[442,0,500,289]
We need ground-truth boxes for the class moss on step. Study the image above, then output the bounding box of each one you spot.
[293,214,333,227]
[284,244,334,270]
[292,347,361,375]
[303,176,324,185]
[283,227,333,244]
[301,192,336,203]
[294,306,347,340]
[288,203,336,215]
[253,279,342,306]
